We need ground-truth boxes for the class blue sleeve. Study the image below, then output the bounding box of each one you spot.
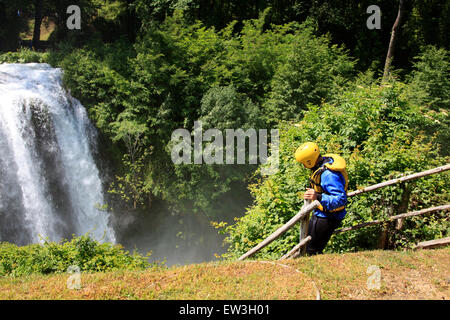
[320,170,347,212]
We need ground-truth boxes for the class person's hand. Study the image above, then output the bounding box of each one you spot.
[303,188,318,200]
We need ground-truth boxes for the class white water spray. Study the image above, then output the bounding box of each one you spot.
[0,63,115,244]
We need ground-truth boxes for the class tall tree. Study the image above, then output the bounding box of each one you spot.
[383,0,405,80]
[32,0,43,45]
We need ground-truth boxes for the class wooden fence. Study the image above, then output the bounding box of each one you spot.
[238,164,450,261]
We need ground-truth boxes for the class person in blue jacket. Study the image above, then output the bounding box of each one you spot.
[295,142,348,255]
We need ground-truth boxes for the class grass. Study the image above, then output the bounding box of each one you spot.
[0,247,448,300]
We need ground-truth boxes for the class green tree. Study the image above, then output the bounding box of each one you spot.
[407,45,450,110]
[263,24,355,123]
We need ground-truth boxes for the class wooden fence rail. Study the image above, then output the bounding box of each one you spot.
[347,164,450,197]
[279,236,312,260]
[413,237,450,250]
[333,204,450,234]
[237,200,320,261]
[237,164,450,261]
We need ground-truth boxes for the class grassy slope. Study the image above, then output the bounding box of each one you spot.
[0,247,448,300]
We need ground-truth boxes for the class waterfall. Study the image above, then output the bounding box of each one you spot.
[0,63,115,244]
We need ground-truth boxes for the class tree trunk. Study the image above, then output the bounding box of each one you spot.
[126,0,137,42]
[383,0,405,80]
[32,0,43,47]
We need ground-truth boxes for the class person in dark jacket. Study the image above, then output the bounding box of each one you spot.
[295,142,348,255]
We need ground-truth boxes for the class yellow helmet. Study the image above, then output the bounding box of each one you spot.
[295,142,320,168]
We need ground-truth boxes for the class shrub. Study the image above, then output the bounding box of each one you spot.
[0,49,49,64]
[0,235,157,277]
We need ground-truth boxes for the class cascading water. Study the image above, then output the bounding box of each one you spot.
[0,63,115,244]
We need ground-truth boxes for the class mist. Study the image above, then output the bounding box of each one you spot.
[112,184,253,266]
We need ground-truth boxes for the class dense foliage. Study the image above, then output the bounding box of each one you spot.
[218,82,449,259]
[39,12,354,215]
[0,235,155,277]
[407,45,450,111]
[0,1,448,261]
[2,1,449,70]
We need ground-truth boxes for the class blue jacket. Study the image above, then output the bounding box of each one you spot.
[313,165,347,220]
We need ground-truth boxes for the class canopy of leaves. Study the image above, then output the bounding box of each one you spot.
[46,11,355,215]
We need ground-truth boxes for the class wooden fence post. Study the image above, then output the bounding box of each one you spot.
[395,182,412,230]
[299,199,311,256]
[378,206,391,250]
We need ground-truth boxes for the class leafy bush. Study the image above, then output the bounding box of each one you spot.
[0,49,49,64]
[0,235,156,277]
[407,45,450,110]
[219,82,449,259]
[200,85,262,130]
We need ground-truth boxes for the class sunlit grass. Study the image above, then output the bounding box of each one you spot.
[0,247,448,300]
